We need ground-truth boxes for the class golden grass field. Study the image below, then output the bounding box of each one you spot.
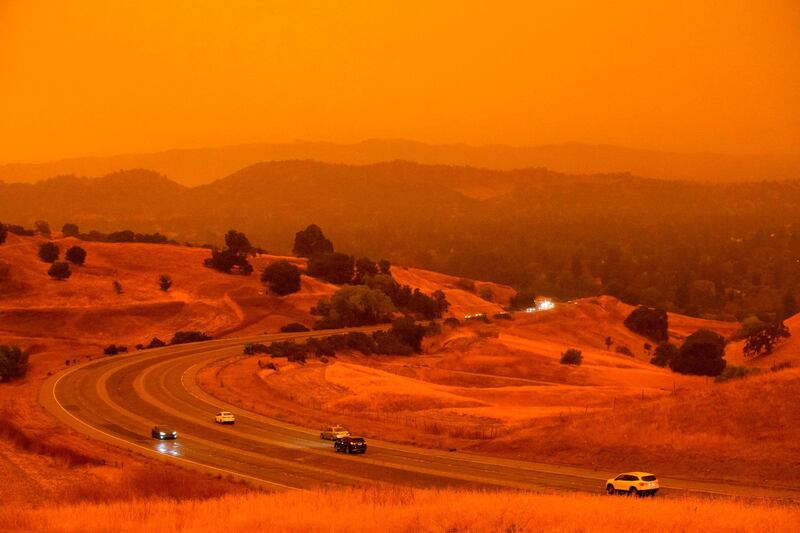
[3,233,800,527]
[2,486,798,533]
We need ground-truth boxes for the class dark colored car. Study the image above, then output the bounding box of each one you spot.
[334,436,367,454]
[151,425,178,440]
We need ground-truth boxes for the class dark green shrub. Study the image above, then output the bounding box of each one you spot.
[159,274,172,291]
[170,331,212,345]
[48,262,71,280]
[0,345,28,382]
[103,344,128,355]
[38,242,59,263]
[615,345,634,357]
[560,348,583,365]
[280,322,310,333]
[145,337,166,349]
[65,246,87,266]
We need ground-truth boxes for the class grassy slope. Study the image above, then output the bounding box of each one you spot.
[475,367,800,484]
[0,234,511,502]
[2,487,798,533]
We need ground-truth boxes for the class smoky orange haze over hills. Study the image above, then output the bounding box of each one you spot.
[1,1,799,164]
[2,140,800,187]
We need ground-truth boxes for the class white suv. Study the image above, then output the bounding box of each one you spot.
[321,425,350,440]
[606,472,659,496]
[214,411,235,424]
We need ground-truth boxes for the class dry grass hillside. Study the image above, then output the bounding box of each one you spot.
[198,294,797,486]
[2,486,797,533]
[0,233,511,504]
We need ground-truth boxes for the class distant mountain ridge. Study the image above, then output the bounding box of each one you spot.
[2,139,799,186]
[3,158,800,324]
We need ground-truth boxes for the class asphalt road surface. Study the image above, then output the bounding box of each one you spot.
[40,328,800,500]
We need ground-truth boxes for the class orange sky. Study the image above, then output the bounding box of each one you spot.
[1,1,799,163]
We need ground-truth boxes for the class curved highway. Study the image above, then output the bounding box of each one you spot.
[40,329,800,499]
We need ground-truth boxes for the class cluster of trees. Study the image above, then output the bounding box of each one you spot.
[0,345,28,382]
[295,224,391,286]
[61,223,172,244]
[7,164,800,322]
[251,317,432,362]
[648,329,727,376]
[106,331,212,355]
[293,225,449,324]
[37,241,88,281]
[312,281,448,330]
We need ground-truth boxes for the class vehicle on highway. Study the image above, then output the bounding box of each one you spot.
[151,425,178,440]
[321,425,350,440]
[334,436,367,454]
[606,472,659,496]
[215,411,236,424]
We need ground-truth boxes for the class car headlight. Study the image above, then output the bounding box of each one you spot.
[160,432,166,436]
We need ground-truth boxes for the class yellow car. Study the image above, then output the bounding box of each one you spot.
[606,472,659,496]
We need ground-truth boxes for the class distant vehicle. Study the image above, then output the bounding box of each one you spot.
[215,411,235,424]
[321,425,350,440]
[334,436,367,454]
[151,425,178,440]
[606,472,659,496]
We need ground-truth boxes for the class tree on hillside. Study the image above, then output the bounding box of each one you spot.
[65,245,87,266]
[159,274,172,292]
[113,280,123,294]
[293,224,334,258]
[204,248,254,275]
[307,252,354,284]
[224,229,252,256]
[38,242,59,263]
[560,348,583,365]
[605,336,613,350]
[669,329,726,376]
[0,345,29,382]
[261,260,302,296]
[378,259,391,275]
[48,261,71,281]
[62,223,80,237]
[204,229,254,275]
[34,220,51,236]
[623,306,668,342]
[743,322,790,358]
[0,222,7,245]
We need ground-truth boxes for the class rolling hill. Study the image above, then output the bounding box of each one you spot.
[2,139,800,186]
